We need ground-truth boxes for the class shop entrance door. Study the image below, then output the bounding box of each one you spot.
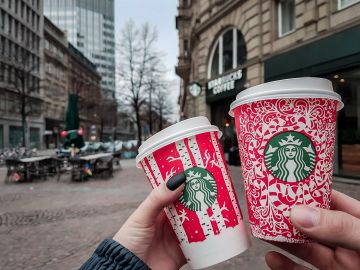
[323,69,360,178]
[210,97,240,166]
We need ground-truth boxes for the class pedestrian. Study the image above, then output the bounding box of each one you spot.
[80,175,360,270]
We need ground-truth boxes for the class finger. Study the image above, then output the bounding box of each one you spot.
[267,241,333,269]
[130,173,186,226]
[291,205,360,251]
[331,190,360,218]
[265,251,311,270]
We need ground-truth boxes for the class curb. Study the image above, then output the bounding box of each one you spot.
[333,176,360,185]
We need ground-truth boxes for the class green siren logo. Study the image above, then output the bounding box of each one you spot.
[265,131,316,182]
[179,167,217,211]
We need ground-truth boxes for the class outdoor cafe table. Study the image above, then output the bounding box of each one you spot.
[69,153,113,181]
[5,156,53,182]
[19,156,52,163]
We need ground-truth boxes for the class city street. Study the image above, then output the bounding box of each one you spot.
[1,1,360,269]
[0,160,359,270]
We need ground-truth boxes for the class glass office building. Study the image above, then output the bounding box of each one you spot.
[44,0,115,98]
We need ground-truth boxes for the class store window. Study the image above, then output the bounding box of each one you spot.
[324,69,360,177]
[278,0,295,37]
[208,28,246,79]
[30,127,40,148]
[338,0,360,9]
[9,126,23,147]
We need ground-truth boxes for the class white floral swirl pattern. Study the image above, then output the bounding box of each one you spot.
[234,98,338,242]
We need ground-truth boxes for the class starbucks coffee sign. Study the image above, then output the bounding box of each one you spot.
[206,68,245,103]
[188,82,202,97]
[207,69,243,95]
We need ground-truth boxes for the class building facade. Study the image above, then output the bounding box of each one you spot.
[44,17,101,148]
[43,17,68,148]
[176,0,360,178]
[43,0,116,98]
[68,42,102,141]
[0,0,44,148]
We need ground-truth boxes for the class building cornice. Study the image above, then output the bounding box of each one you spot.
[193,0,243,36]
[262,18,360,62]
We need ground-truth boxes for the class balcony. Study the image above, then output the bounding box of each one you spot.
[175,55,190,79]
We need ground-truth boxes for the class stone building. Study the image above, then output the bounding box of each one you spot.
[43,17,101,148]
[67,43,101,141]
[175,0,360,178]
[43,17,68,148]
[0,0,44,148]
[44,0,116,99]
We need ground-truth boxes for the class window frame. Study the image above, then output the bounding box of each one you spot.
[207,27,242,79]
[278,0,296,37]
[183,0,192,8]
[337,0,360,10]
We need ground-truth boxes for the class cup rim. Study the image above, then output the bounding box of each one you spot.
[229,77,344,116]
[135,116,221,167]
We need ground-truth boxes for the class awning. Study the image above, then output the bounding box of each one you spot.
[264,25,360,81]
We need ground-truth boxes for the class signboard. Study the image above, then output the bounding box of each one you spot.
[188,82,202,97]
[206,68,246,103]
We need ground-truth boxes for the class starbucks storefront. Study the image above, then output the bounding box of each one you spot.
[202,27,248,165]
[264,25,360,180]
[205,68,246,166]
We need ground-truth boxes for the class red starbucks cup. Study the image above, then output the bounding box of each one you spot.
[136,117,250,269]
[229,77,343,243]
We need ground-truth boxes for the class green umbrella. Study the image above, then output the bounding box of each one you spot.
[63,94,84,149]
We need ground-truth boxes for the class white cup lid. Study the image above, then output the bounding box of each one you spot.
[136,116,221,166]
[229,77,343,116]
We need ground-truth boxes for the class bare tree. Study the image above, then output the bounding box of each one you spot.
[93,98,117,141]
[145,65,166,134]
[153,85,174,131]
[117,20,162,146]
[1,42,41,147]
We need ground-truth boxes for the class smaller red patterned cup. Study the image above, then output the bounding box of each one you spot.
[136,117,250,269]
[229,77,343,243]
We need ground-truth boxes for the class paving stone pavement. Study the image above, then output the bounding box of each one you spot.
[0,159,359,270]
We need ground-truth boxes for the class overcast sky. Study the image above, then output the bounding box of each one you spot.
[114,0,180,120]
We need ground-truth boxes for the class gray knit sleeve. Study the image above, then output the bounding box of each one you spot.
[79,239,151,270]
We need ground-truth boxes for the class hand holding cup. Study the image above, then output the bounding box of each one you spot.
[266,190,360,269]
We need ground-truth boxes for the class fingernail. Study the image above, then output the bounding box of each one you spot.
[166,172,186,191]
[291,205,320,228]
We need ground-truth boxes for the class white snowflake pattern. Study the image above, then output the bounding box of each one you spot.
[179,209,189,224]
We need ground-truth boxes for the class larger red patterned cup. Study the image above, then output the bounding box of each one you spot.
[229,77,343,242]
[136,117,250,269]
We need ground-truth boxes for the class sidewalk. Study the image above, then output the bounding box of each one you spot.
[333,175,360,185]
[0,162,359,270]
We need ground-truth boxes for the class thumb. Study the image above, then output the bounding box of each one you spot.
[290,205,360,251]
[130,172,186,226]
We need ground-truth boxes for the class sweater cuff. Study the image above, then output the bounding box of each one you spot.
[80,239,151,270]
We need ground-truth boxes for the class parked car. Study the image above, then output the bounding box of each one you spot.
[123,140,138,150]
[102,141,123,153]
